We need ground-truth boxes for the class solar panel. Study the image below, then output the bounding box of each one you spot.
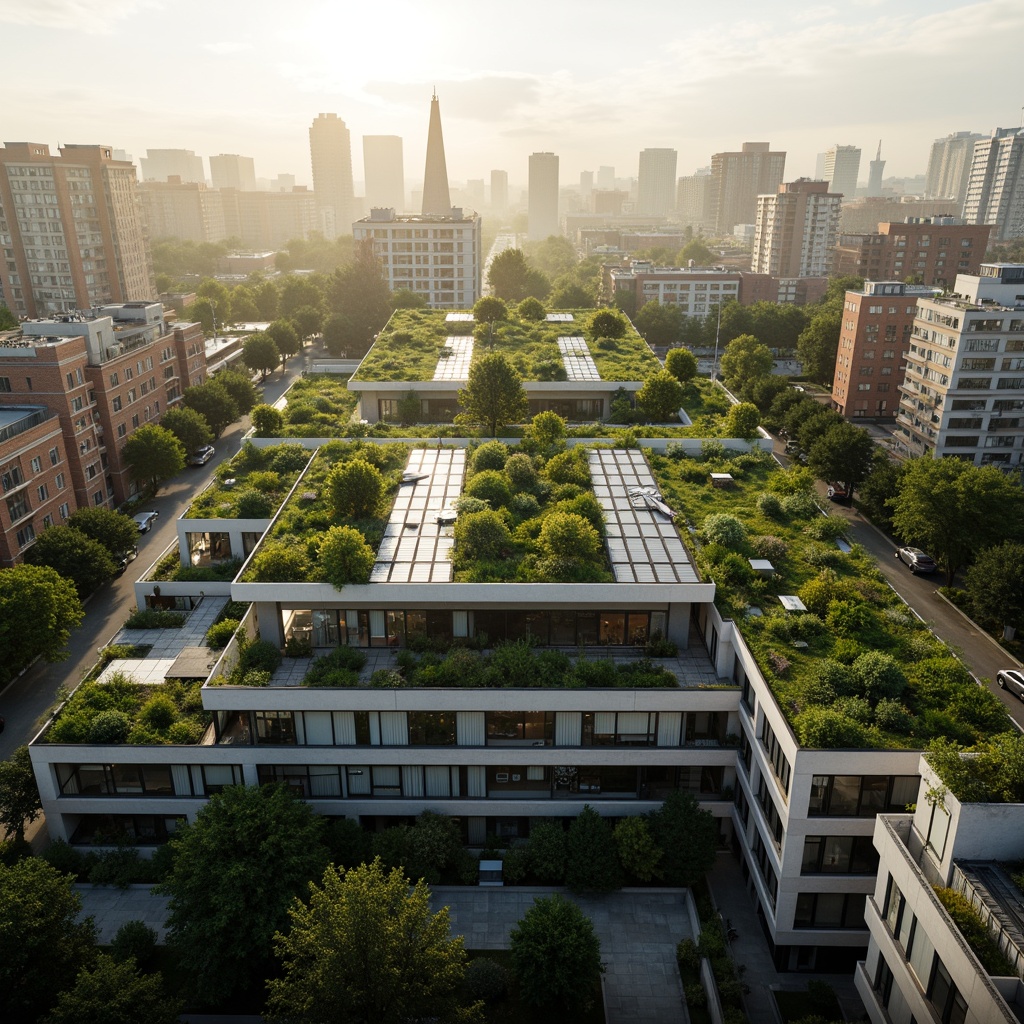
[433,336,474,380]
[445,312,474,322]
[557,336,600,380]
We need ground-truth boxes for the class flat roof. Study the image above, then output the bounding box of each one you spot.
[0,405,48,428]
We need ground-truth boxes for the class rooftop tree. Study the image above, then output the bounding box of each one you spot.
[458,352,528,437]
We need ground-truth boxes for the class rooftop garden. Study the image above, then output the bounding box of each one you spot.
[186,442,313,520]
[350,307,660,385]
[44,673,210,745]
[258,375,359,438]
[648,446,1016,750]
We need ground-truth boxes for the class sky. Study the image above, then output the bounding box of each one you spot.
[2,0,1022,193]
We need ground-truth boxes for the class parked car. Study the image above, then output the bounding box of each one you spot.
[895,546,936,574]
[188,445,215,466]
[997,669,1024,700]
[115,546,139,573]
[826,483,849,503]
[784,440,801,455]
[133,510,160,533]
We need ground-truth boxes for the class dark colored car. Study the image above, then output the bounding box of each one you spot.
[895,546,936,574]
[188,445,216,466]
[996,669,1024,700]
[826,483,849,503]
[115,546,139,574]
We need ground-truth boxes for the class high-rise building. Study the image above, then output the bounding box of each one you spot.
[637,148,678,217]
[363,136,404,212]
[866,141,885,198]
[709,142,786,236]
[309,113,355,239]
[271,174,296,192]
[822,144,861,200]
[139,149,205,184]
[676,169,712,233]
[924,130,984,204]
[490,170,508,214]
[579,170,593,204]
[596,166,615,190]
[209,154,256,192]
[961,127,1024,242]
[751,179,842,278]
[814,152,827,181]
[140,180,228,244]
[528,152,559,240]
[221,187,317,249]
[421,94,451,216]
[0,143,156,318]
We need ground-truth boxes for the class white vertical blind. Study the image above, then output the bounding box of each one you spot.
[369,713,381,745]
[171,764,191,796]
[373,766,401,789]
[346,767,370,795]
[402,766,424,797]
[453,610,469,637]
[189,765,204,795]
[527,766,545,781]
[294,714,306,745]
[450,767,461,796]
[658,712,682,746]
[555,712,582,746]
[594,712,616,734]
[333,712,356,745]
[617,712,650,735]
[59,766,78,794]
[457,711,485,746]
[309,766,341,797]
[304,711,333,745]
[425,766,450,796]
[467,766,486,797]
[380,712,408,745]
[369,609,386,638]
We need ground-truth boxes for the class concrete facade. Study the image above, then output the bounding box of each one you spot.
[528,152,559,240]
[709,143,786,236]
[823,145,862,201]
[962,128,1024,243]
[309,113,355,240]
[752,179,842,279]
[637,149,678,218]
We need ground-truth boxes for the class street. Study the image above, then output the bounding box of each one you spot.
[0,357,302,761]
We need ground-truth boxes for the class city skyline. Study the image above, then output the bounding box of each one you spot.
[2,0,1020,192]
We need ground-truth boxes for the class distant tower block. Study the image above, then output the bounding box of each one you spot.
[422,93,452,215]
[867,141,886,198]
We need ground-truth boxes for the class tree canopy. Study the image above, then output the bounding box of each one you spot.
[807,420,876,497]
[965,542,1024,633]
[665,346,698,383]
[649,791,718,887]
[458,352,528,436]
[797,306,843,385]
[121,423,185,491]
[182,379,239,437]
[677,239,716,266]
[243,332,281,379]
[24,525,118,596]
[636,369,685,422]
[565,805,622,893]
[471,296,508,324]
[266,858,481,1024]
[317,525,376,587]
[0,564,83,680]
[65,507,137,558]
[719,334,773,394]
[487,248,549,302]
[328,458,384,519]
[633,301,682,347]
[329,239,396,357]
[266,319,300,365]
[159,406,213,457]
[0,746,42,843]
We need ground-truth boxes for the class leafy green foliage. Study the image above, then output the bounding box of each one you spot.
[121,423,186,489]
[526,821,568,883]
[934,887,1016,975]
[613,815,663,882]
[588,309,628,339]
[926,735,1024,803]
[472,296,508,323]
[965,541,1024,632]
[328,457,384,518]
[242,332,280,378]
[665,346,699,383]
[459,352,528,436]
[317,525,376,587]
[719,334,773,393]
[636,369,686,421]
[649,791,718,886]
[182,379,239,437]
[25,525,117,596]
[0,747,41,843]
[565,805,622,893]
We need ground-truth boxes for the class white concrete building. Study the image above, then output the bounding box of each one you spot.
[823,145,862,201]
[638,149,678,218]
[752,179,842,279]
[962,128,1024,243]
[528,152,559,240]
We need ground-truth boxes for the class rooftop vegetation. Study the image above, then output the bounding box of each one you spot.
[648,447,1016,750]
[273,375,359,437]
[932,887,1015,976]
[924,735,1024,803]
[186,441,313,520]
[44,674,210,745]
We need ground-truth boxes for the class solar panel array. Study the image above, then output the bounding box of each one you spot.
[371,449,465,583]
[588,448,698,584]
[433,336,474,380]
[546,312,574,322]
[558,336,600,381]
[445,312,474,322]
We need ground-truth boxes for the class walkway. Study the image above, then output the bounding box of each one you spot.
[77,884,692,1024]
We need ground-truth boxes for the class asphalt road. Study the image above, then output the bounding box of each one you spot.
[0,358,302,760]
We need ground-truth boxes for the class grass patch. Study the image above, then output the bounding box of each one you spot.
[352,309,456,382]
[278,374,359,436]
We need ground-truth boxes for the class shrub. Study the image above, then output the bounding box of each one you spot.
[284,635,313,658]
[781,490,819,518]
[875,699,914,734]
[124,608,186,629]
[852,650,908,703]
[369,669,403,688]
[453,510,514,562]
[304,646,367,687]
[246,470,282,493]
[239,639,283,675]
[317,525,376,587]
[239,669,272,687]
[205,618,239,650]
[503,452,537,490]
[464,469,512,508]
[40,839,86,878]
[751,535,788,561]
[247,542,309,582]
[465,957,510,1002]
[538,511,602,562]
[509,492,541,520]
[803,515,848,541]
[934,887,1015,975]
[328,459,384,519]
[545,449,590,487]
[471,440,509,472]
[702,513,746,548]
[139,694,177,731]
[111,920,158,969]
[88,842,143,888]
[796,707,868,748]
[88,709,132,744]
[235,488,275,518]
[832,695,872,724]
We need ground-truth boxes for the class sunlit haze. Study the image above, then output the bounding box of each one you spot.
[2,0,1021,189]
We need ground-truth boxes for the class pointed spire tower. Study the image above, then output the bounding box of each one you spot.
[421,92,452,215]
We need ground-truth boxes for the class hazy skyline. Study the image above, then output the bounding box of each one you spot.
[2,0,1021,194]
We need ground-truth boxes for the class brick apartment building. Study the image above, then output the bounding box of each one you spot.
[833,219,990,289]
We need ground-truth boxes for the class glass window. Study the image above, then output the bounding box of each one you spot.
[599,612,626,644]
[255,712,296,745]
[408,711,456,745]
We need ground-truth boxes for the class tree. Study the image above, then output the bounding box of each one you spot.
[526,235,579,278]
[633,301,681,347]
[197,277,232,323]
[0,858,97,1024]
[121,423,185,491]
[565,805,621,893]
[509,894,603,1014]
[214,369,260,415]
[317,525,376,587]
[279,275,326,319]
[0,564,83,680]
[539,511,602,562]
[517,296,546,320]
[291,304,325,342]
[677,239,716,266]
[182,379,239,437]
[157,784,329,1005]
[42,953,181,1024]
[525,820,568,883]
[158,406,213,457]
[266,858,481,1024]
[549,281,596,308]
[0,305,18,330]
[724,401,761,440]
[589,308,628,339]
[391,288,427,309]
[636,369,685,422]
[65,507,137,558]
[252,403,284,436]
[228,284,261,322]
[24,525,117,596]
[252,279,280,319]
[613,816,663,882]
[719,334,773,393]
[665,346,698,383]
[797,306,843,385]
[242,332,280,379]
[807,420,876,498]
[328,458,384,519]
[487,248,532,302]
[649,791,718,886]
[472,296,508,324]
[329,239,394,357]
[266,319,300,366]
[858,450,904,531]
[452,510,514,562]
[458,352,528,436]
[0,746,41,843]
[321,313,351,357]
[888,457,1024,583]
[966,542,1024,633]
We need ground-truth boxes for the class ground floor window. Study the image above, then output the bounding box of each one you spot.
[69,813,185,846]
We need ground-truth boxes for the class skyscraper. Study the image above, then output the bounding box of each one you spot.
[676,171,712,233]
[751,179,842,278]
[579,170,593,204]
[596,166,615,190]
[823,144,861,200]
[309,113,355,239]
[0,142,156,318]
[139,148,205,183]
[363,135,405,212]
[421,93,451,216]
[709,142,786,236]
[637,148,678,217]
[962,128,1024,242]
[866,142,885,198]
[528,152,559,240]
[209,153,256,191]
[924,131,985,204]
[490,169,508,214]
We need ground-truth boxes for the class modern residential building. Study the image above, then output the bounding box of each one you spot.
[139,180,228,244]
[866,142,885,198]
[961,128,1024,243]
[709,142,786,236]
[309,113,355,239]
[421,95,451,217]
[637,149,678,218]
[362,136,405,213]
[676,171,713,233]
[857,755,1024,1024]
[832,219,991,289]
[528,152,559,240]
[823,145,861,200]
[353,207,481,309]
[0,303,206,514]
[209,154,256,192]
[924,131,985,205]
[490,170,508,214]
[139,149,205,184]
[0,142,157,319]
[831,281,937,420]
[895,263,1024,467]
[222,187,317,249]
[751,179,842,279]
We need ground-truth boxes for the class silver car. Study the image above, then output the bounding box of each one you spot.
[996,669,1024,701]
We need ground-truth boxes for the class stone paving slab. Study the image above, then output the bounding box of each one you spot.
[75,883,172,942]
